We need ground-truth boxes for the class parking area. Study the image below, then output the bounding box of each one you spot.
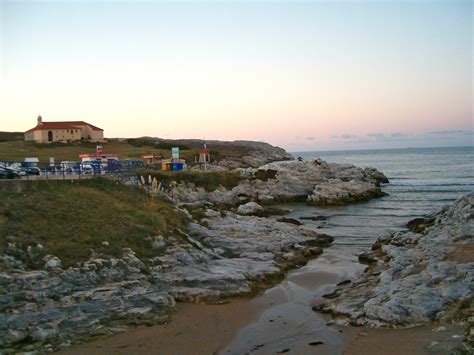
[0,160,135,180]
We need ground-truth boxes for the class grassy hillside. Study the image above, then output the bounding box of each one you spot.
[0,136,262,164]
[0,131,23,142]
[0,139,197,162]
[0,178,188,268]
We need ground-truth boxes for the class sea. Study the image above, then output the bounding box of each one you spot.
[225,146,474,354]
[290,145,474,253]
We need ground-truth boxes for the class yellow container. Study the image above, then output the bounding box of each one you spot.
[162,163,168,171]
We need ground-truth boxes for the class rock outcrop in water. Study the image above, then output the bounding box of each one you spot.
[0,213,332,352]
[306,179,385,205]
[315,193,473,351]
[172,159,388,207]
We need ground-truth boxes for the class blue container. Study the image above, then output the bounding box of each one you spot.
[173,163,183,171]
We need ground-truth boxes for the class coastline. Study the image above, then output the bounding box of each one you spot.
[59,266,352,355]
[65,191,473,354]
[60,258,466,355]
[2,150,472,353]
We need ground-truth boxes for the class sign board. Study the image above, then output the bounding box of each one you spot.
[171,147,180,159]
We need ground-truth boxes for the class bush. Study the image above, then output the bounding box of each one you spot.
[139,170,246,192]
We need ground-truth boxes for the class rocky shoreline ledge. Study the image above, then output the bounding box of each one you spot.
[0,158,389,352]
[315,192,474,353]
[1,217,332,352]
[172,159,389,206]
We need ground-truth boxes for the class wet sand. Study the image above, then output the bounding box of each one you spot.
[60,300,265,355]
[60,269,341,355]
[60,252,354,354]
[59,293,291,355]
[60,254,464,355]
[60,301,464,355]
[346,325,465,355]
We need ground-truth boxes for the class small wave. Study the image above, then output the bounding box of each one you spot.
[332,213,420,218]
[383,198,458,203]
[333,241,382,246]
[389,177,416,180]
[388,182,474,187]
[324,226,403,231]
[325,235,382,240]
[365,206,425,211]
[319,227,401,234]
[387,189,473,194]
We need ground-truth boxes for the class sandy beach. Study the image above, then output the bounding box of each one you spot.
[60,291,464,355]
[59,297,272,355]
[60,257,466,355]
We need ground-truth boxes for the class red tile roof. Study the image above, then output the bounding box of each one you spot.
[25,121,104,133]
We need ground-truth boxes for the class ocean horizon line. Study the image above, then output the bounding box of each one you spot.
[290,145,474,155]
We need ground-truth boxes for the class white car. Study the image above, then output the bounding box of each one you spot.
[60,161,79,174]
[80,159,101,174]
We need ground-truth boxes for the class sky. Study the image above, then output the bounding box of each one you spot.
[0,0,472,151]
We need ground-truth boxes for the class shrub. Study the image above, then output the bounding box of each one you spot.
[139,170,246,192]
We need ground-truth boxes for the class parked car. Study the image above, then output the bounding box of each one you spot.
[123,159,146,169]
[104,159,123,173]
[9,162,22,172]
[80,159,102,174]
[19,166,41,176]
[60,161,80,174]
[0,166,18,179]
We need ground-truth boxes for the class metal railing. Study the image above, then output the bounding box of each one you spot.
[0,160,135,181]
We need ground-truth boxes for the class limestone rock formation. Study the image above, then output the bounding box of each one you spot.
[0,213,332,352]
[171,159,389,207]
[316,193,473,332]
[307,179,386,206]
[236,202,265,216]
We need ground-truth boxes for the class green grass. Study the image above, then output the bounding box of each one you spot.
[0,138,260,165]
[0,139,197,162]
[0,135,263,166]
[0,177,188,268]
[139,170,247,192]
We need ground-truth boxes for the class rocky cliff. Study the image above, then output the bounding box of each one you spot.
[315,193,473,351]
